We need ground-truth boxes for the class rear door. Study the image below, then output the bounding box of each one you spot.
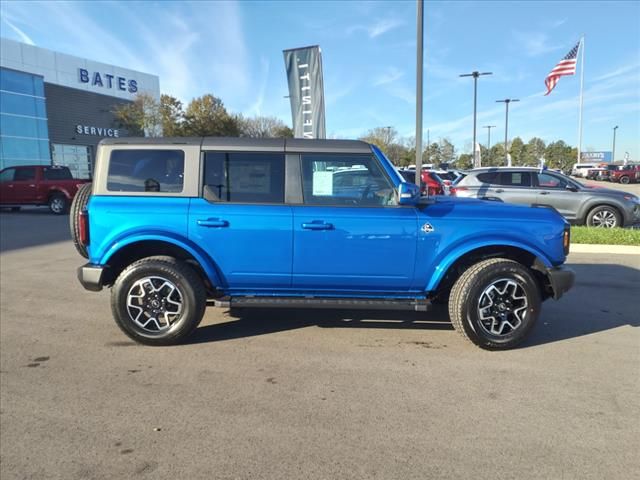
[0,168,16,204]
[474,171,536,205]
[188,151,293,290]
[292,153,418,292]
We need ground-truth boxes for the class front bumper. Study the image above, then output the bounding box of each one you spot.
[78,263,107,292]
[546,265,575,300]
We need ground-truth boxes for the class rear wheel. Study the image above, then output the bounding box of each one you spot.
[111,257,206,346]
[69,183,92,258]
[448,258,541,350]
[586,205,621,228]
[49,193,68,214]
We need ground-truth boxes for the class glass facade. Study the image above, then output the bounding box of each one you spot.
[0,68,51,170]
[51,144,92,180]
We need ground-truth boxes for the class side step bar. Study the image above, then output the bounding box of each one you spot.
[213,296,431,312]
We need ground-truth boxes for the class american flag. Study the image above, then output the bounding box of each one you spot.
[544,41,581,95]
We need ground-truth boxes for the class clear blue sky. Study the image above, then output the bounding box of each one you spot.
[2,0,639,160]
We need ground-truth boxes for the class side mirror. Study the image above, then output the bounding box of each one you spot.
[398,182,421,205]
[565,185,578,192]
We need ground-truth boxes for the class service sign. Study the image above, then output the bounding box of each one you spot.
[580,151,612,163]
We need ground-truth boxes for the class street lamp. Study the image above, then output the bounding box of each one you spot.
[612,125,619,163]
[460,71,493,168]
[415,0,424,186]
[496,98,520,166]
[483,125,496,163]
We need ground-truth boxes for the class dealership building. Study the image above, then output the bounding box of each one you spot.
[0,38,160,178]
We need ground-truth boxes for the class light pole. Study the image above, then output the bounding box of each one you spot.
[414,0,424,186]
[460,71,492,168]
[496,98,519,166]
[612,125,618,163]
[483,125,496,165]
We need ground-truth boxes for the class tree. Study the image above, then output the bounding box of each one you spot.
[545,140,575,172]
[359,127,413,166]
[509,137,525,166]
[439,138,456,165]
[457,153,473,170]
[160,94,184,137]
[523,137,546,166]
[182,94,240,137]
[238,115,293,138]
[113,93,162,137]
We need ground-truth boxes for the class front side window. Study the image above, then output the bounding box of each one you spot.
[203,152,285,203]
[537,172,567,188]
[14,167,36,181]
[107,150,185,193]
[301,154,397,206]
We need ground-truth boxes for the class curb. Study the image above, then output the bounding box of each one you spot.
[570,243,640,255]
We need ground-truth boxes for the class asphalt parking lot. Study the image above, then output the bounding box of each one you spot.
[1,210,639,479]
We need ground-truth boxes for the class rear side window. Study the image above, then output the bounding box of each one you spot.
[0,169,15,182]
[14,167,36,181]
[476,172,499,184]
[107,150,185,193]
[43,167,73,180]
[203,152,285,204]
[497,172,531,187]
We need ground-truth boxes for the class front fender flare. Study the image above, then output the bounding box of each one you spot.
[425,238,554,292]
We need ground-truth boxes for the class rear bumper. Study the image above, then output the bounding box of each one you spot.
[77,264,107,292]
[546,265,575,300]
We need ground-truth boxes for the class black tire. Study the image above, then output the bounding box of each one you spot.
[586,205,621,228]
[110,257,206,346]
[49,193,68,215]
[619,175,630,185]
[69,183,92,258]
[448,258,541,350]
[10,207,20,212]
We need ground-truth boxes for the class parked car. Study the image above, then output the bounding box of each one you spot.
[609,164,640,184]
[585,167,609,181]
[571,163,598,178]
[0,165,90,214]
[451,167,640,228]
[72,137,574,350]
[398,169,446,196]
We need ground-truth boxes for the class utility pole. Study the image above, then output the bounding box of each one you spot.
[483,125,496,165]
[612,125,618,163]
[496,98,519,166]
[414,0,424,186]
[460,71,492,168]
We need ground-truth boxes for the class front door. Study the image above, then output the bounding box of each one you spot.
[12,167,37,203]
[188,151,292,291]
[292,153,418,292]
[534,172,582,220]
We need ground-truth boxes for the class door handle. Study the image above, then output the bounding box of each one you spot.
[540,191,550,195]
[494,189,504,193]
[301,221,334,231]
[29,184,36,187]
[197,218,229,228]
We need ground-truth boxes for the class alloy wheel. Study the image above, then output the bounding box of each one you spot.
[126,276,183,332]
[591,210,617,228]
[477,278,528,336]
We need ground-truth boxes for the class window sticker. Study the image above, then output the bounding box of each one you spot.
[312,171,334,196]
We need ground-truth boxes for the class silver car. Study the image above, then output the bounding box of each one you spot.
[451,167,640,228]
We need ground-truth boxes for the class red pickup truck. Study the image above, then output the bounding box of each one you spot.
[0,165,89,214]
[609,164,640,184]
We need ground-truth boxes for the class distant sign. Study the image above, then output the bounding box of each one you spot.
[580,151,612,163]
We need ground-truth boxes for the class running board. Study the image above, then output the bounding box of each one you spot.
[213,297,431,312]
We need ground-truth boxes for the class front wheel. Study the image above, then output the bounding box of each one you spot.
[619,175,630,185]
[586,205,621,228]
[111,257,206,346]
[448,258,541,350]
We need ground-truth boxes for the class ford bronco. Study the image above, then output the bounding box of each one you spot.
[72,137,574,349]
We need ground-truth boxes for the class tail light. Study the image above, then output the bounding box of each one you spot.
[450,186,468,196]
[79,210,90,246]
[563,226,570,255]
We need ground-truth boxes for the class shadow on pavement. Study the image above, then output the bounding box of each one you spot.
[0,208,70,252]
[189,262,639,348]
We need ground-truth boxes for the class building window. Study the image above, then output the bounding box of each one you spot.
[0,67,50,170]
[51,144,92,180]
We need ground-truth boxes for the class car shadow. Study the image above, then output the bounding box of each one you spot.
[187,262,639,349]
[0,208,71,252]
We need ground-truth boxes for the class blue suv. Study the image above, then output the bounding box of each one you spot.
[72,137,574,349]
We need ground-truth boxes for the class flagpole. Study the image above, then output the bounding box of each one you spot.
[577,35,585,163]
